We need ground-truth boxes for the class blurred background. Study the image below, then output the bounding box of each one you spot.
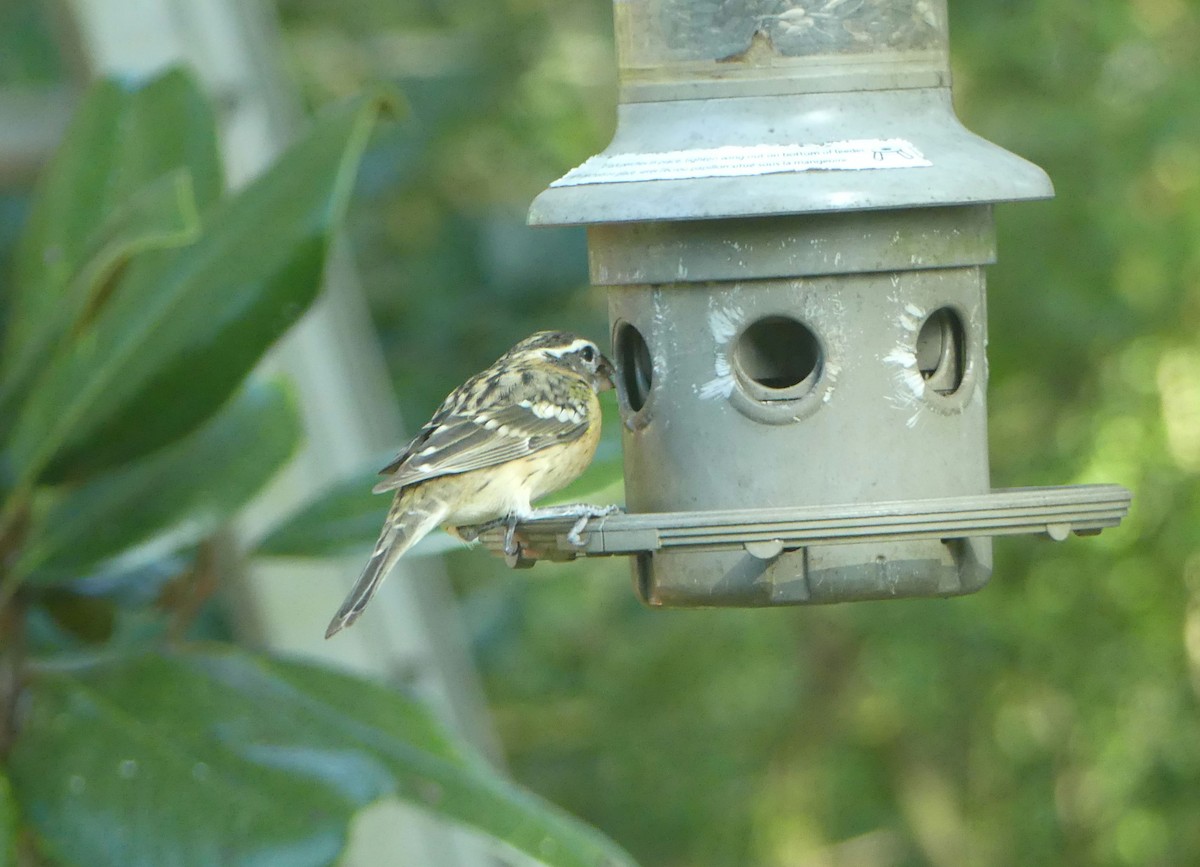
[3,0,1200,865]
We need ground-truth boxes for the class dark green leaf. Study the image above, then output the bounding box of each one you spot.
[8,646,637,867]
[5,89,390,485]
[15,379,301,583]
[0,170,201,420]
[31,588,119,646]
[4,69,220,373]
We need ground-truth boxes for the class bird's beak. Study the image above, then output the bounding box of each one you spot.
[595,353,616,393]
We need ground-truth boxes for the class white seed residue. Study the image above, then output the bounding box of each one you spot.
[708,303,741,343]
[899,303,923,334]
[801,288,843,405]
[821,359,842,403]
[884,345,926,428]
[118,759,138,780]
[696,301,743,400]
[698,355,734,400]
[651,289,669,382]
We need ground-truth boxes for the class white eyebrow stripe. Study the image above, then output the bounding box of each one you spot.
[542,338,594,358]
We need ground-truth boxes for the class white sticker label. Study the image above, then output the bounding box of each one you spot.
[550,138,931,187]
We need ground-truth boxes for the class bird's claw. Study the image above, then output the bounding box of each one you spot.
[503,513,521,556]
[546,504,622,548]
[567,515,593,547]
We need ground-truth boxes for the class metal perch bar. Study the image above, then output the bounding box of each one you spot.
[473,484,1131,564]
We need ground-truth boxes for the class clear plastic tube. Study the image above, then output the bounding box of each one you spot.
[615,0,948,89]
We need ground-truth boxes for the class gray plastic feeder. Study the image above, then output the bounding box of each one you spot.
[485,0,1131,606]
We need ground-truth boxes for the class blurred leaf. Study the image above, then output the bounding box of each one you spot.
[5,70,220,373]
[4,88,390,486]
[256,465,386,558]
[0,773,13,867]
[57,170,201,330]
[23,555,199,658]
[0,170,201,420]
[41,555,193,610]
[34,588,117,645]
[15,379,301,583]
[8,646,637,867]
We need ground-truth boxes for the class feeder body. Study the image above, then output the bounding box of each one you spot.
[526,0,1070,607]
[600,207,993,604]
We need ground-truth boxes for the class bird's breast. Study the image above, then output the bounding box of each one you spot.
[438,434,600,527]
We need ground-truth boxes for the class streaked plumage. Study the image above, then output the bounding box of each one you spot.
[326,331,615,638]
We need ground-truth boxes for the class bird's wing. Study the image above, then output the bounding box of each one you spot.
[373,394,589,492]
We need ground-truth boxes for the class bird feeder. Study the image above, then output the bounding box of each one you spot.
[486,0,1130,606]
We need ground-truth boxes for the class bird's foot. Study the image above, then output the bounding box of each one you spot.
[456,504,622,556]
[525,503,623,547]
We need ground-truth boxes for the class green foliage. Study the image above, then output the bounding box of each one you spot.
[0,169,202,422]
[3,76,380,484]
[15,379,301,584]
[0,773,13,867]
[7,71,220,358]
[277,0,612,417]
[9,647,633,867]
[0,67,631,867]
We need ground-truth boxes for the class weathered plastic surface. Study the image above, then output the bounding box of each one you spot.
[530,90,1053,226]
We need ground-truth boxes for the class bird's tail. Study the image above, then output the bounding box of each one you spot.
[325,490,447,639]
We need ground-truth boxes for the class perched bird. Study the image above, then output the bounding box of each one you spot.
[325,331,618,638]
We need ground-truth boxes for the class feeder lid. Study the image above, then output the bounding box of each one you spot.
[529,87,1053,227]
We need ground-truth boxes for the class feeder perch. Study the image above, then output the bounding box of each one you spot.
[480,0,1131,606]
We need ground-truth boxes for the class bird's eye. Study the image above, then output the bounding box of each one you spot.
[580,345,596,363]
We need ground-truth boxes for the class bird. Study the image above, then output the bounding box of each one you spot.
[325,330,619,639]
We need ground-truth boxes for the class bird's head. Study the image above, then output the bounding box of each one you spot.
[513,331,615,393]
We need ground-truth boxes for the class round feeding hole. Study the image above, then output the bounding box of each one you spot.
[916,307,966,396]
[733,316,821,402]
[614,320,653,413]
